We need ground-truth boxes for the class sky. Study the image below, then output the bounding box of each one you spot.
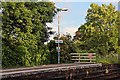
[47,1,119,40]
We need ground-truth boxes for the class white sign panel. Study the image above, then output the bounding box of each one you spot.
[56,47,60,50]
[56,47,60,52]
[55,40,63,43]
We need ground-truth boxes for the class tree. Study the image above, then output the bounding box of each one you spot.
[48,33,76,63]
[1,2,56,67]
[47,40,58,64]
[74,3,119,56]
[59,33,76,63]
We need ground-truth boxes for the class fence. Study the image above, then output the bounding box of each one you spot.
[71,53,96,63]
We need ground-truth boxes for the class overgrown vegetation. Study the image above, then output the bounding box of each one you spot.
[1,2,56,67]
[1,2,120,68]
[73,3,119,64]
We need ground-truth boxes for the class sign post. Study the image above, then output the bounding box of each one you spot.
[56,8,68,64]
[55,39,63,64]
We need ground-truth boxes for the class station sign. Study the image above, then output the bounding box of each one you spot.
[55,40,63,43]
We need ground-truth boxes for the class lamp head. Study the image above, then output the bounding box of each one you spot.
[56,8,68,12]
[61,8,68,11]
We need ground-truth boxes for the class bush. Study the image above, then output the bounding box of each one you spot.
[96,53,118,64]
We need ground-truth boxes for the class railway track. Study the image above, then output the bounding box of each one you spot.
[0,63,120,80]
[1,63,101,74]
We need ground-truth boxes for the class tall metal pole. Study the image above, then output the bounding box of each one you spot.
[56,8,68,64]
[58,15,60,64]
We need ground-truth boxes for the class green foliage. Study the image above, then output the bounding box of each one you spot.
[118,46,120,64]
[59,34,76,63]
[48,33,76,63]
[2,2,56,67]
[74,3,119,63]
[47,40,58,64]
[96,53,118,64]
[73,3,119,63]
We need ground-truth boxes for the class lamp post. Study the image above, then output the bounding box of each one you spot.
[57,8,68,64]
